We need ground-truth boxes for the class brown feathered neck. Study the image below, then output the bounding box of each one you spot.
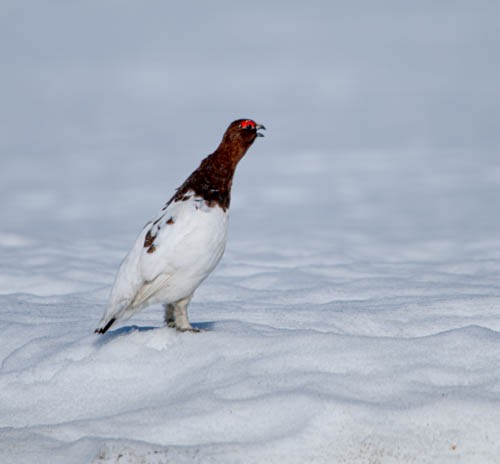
[168,124,258,211]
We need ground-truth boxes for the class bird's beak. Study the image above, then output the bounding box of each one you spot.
[256,123,266,137]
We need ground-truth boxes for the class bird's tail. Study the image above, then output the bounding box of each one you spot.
[94,299,136,334]
[94,317,117,334]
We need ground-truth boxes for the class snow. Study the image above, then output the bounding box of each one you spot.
[2,2,500,463]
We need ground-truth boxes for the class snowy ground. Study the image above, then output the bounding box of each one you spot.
[2,2,500,463]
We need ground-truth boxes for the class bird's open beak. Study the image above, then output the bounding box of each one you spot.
[256,123,266,137]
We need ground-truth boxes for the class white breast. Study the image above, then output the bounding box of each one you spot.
[141,193,229,300]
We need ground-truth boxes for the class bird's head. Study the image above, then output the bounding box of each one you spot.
[221,119,266,148]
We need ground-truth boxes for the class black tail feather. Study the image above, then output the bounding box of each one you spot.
[95,318,116,334]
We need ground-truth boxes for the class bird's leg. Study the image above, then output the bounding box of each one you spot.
[172,295,200,332]
[163,303,176,328]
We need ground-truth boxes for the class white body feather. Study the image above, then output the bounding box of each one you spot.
[97,191,228,328]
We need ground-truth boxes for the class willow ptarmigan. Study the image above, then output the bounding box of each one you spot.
[95,119,265,334]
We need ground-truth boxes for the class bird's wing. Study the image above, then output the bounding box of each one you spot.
[129,272,172,309]
[138,194,204,280]
[101,195,202,321]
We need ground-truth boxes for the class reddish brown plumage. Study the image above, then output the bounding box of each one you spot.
[169,119,263,211]
[144,229,156,253]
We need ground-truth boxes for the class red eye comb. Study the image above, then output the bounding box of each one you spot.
[240,120,256,129]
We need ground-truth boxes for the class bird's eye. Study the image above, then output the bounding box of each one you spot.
[240,120,256,129]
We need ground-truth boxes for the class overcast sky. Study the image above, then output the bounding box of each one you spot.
[1,1,499,241]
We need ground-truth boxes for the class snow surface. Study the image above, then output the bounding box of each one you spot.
[2,2,500,463]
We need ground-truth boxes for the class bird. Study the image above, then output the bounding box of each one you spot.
[95,119,265,334]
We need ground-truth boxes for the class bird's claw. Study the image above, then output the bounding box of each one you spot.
[176,326,202,333]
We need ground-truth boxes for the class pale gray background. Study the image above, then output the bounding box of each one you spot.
[1,1,499,244]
